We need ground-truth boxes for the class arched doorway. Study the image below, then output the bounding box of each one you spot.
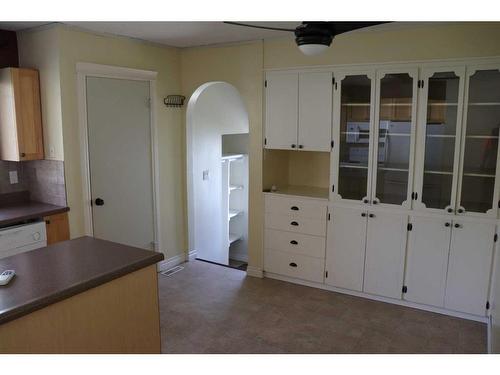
[186,82,249,269]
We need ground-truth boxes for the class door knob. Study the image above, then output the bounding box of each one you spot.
[95,198,104,206]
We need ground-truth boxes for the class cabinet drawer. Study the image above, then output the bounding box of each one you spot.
[265,213,326,237]
[264,249,325,283]
[265,229,325,258]
[264,194,327,220]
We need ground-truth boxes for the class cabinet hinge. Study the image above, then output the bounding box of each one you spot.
[328,213,331,221]
[495,233,498,243]
[402,285,408,294]
[407,223,413,231]
[265,80,267,88]
[486,301,490,310]
[325,270,329,278]
[264,138,267,145]
[332,184,335,193]
[331,140,334,148]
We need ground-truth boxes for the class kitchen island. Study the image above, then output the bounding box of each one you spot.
[0,236,164,353]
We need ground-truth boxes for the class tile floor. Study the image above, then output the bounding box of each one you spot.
[158,260,487,353]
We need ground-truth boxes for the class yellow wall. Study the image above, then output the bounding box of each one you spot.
[181,41,264,267]
[16,22,500,271]
[18,26,64,161]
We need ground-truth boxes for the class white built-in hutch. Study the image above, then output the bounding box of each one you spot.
[262,57,500,322]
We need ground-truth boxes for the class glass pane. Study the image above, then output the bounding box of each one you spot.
[422,72,460,209]
[375,73,413,205]
[460,69,500,213]
[338,75,371,200]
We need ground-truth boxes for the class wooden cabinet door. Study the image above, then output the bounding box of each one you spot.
[265,72,298,150]
[444,217,495,315]
[363,210,408,299]
[298,72,332,151]
[12,68,44,160]
[45,212,70,245]
[325,205,367,291]
[404,214,452,307]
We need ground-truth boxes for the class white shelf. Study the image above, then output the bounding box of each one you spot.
[229,233,242,244]
[229,209,242,220]
[468,102,500,106]
[222,153,245,161]
[264,185,329,200]
[229,184,244,192]
[424,170,453,176]
[340,163,368,169]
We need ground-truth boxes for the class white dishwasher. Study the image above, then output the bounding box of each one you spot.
[0,221,47,260]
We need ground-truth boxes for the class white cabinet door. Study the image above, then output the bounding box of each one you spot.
[298,72,332,152]
[363,210,408,299]
[444,218,495,315]
[404,215,452,307]
[325,205,367,291]
[265,72,298,150]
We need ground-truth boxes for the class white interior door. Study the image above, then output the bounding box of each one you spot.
[325,205,367,291]
[298,72,332,151]
[265,72,298,150]
[444,217,495,315]
[363,210,408,299]
[86,76,155,250]
[404,214,452,307]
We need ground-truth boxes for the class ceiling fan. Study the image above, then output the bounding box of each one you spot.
[224,21,389,56]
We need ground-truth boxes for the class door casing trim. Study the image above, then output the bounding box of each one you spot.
[76,62,162,252]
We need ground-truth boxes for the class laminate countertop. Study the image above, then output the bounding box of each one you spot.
[0,236,164,325]
[0,200,69,227]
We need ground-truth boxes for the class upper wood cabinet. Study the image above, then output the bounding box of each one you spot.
[265,71,332,152]
[0,68,44,161]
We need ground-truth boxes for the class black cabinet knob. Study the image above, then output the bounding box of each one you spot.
[458,208,464,214]
[290,206,299,211]
[298,145,303,149]
[95,198,104,206]
[447,208,453,213]
[445,222,451,227]
[20,152,26,158]
[290,240,298,245]
[291,144,296,148]
[289,262,297,268]
[363,199,369,204]
[454,223,461,228]
[361,213,367,217]
[372,200,378,205]
[290,221,299,226]
[369,213,375,218]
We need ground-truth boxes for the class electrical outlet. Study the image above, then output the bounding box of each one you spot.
[202,170,209,180]
[9,171,18,184]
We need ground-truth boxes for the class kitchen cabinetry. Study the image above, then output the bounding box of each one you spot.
[413,64,500,218]
[265,71,332,151]
[325,205,407,298]
[264,193,327,283]
[0,68,44,161]
[444,217,495,315]
[45,212,70,245]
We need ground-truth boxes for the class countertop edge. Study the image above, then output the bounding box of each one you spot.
[0,205,70,227]
[0,251,164,326]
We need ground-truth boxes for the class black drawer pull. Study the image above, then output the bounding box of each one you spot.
[290,240,298,245]
[289,262,297,268]
[290,221,299,226]
[290,206,299,211]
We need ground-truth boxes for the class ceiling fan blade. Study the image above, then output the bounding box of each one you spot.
[223,21,296,33]
[325,21,390,35]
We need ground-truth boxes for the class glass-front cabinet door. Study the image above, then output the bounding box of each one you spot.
[413,66,466,215]
[371,68,418,208]
[457,66,500,218]
[331,70,375,204]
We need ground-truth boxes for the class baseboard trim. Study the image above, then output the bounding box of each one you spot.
[188,250,197,261]
[246,266,263,278]
[264,271,488,323]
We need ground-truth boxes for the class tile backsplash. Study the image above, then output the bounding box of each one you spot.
[0,160,67,206]
[0,161,28,194]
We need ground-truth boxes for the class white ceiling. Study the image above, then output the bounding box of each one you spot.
[0,21,447,48]
[0,21,303,47]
